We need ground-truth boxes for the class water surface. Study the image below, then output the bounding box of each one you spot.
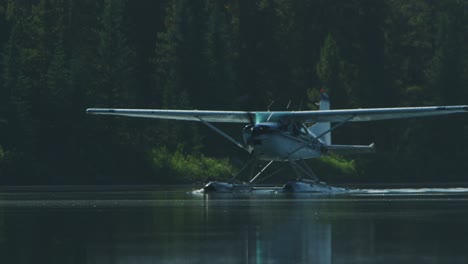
[0,186,468,263]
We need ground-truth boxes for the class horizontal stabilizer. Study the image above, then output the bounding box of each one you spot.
[325,143,376,155]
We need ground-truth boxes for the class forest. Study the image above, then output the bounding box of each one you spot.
[0,0,468,185]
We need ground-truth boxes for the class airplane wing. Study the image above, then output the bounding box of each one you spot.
[287,105,468,123]
[86,108,253,123]
[86,105,468,123]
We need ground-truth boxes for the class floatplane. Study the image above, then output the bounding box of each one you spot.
[87,91,468,193]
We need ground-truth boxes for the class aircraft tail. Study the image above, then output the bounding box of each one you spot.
[309,91,331,145]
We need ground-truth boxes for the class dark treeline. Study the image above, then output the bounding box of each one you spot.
[0,0,468,185]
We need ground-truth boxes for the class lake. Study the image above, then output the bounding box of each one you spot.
[0,185,468,263]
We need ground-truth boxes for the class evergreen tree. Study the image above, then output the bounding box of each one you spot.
[421,0,468,177]
[274,0,309,110]
[2,2,43,181]
[386,0,433,105]
[354,1,393,108]
[94,0,135,108]
[153,0,202,153]
[203,1,237,109]
[0,1,8,125]
[315,33,349,109]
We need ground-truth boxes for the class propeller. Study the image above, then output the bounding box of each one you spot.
[241,112,256,154]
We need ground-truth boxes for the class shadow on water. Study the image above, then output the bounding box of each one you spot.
[0,185,468,263]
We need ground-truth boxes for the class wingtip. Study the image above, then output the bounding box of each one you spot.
[86,108,103,114]
[369,143,376,153]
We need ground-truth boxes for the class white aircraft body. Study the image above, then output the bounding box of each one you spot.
[87,92,468,193]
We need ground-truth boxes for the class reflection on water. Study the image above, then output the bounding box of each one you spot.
[0,186,468,263]
[353,187,468,194]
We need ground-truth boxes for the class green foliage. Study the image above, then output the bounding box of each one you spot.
[317,155,358,178]
[0,208,4,244]
[95,0,135,108]
[153,0,194,150]
[150,147,234,183]
[203,2,237,109]
[315,33,351,109]
[316,34,340,86]
[0,145,4,161]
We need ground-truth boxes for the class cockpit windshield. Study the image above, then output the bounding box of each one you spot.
[286,121,309,136]
[299,124,309,135]
[271,118,310,136]
[247,121,308,137]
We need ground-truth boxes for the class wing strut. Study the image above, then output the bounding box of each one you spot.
[249,160,274,183]
[196,116,250,153]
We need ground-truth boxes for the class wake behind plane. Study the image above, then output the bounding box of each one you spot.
[87,92,468,193]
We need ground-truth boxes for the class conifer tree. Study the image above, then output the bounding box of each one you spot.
[204,1,237,109]
[316,34,349,109]
[153,0,202,152]
[3,2,38,156]
[94,0,135,108]
[422,1,468,176]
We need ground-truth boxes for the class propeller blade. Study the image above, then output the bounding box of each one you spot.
[246,112,255,125]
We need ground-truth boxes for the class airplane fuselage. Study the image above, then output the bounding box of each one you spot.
[243,122,324,161]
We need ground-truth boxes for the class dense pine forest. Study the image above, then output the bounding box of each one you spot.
[0,0,467,185]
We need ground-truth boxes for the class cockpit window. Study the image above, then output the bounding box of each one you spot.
[287,121,308,136]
